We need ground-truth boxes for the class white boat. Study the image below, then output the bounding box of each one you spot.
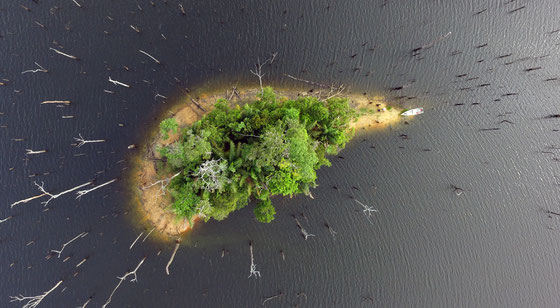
[401,108,424,116]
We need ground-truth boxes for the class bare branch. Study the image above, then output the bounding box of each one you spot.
[10,280,63,308]
[108,77,130,88]
[138,50,161,64]
[194,159,230,192]
[10,193,47,208]
[321,84,346,102]
[50,232,87,258]
[22,62,48,74]
[166,241,180,275]
[248,241,261,278]
[49,47,79,60]
[75,179,117,200]
[73,133,106,147]
[102,257,146,308]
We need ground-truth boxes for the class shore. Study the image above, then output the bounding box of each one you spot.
[133,87,406,237]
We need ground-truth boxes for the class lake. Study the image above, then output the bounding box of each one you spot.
[2,0,560,307]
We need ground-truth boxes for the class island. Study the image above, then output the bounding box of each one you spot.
[133,86,405,237]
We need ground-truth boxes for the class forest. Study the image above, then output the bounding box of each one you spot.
[158,87,358,223]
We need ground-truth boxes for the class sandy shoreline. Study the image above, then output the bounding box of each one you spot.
[133,87,406,237]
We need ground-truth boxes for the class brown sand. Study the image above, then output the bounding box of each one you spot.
[134,87,406,237]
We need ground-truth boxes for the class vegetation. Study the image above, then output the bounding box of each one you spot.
[157,87,357,223]
[160,118,178,140]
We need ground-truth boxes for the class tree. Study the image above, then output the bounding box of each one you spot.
[160,118,178,140]
[254,199,276,223]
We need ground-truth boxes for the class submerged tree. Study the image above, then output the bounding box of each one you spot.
[157,87,357,223]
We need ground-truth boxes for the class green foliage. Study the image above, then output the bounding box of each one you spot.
[158,89,357,223]
[160,118,178,140]
[254,198,276,223]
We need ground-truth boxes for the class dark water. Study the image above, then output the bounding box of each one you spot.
[2,0,560,307]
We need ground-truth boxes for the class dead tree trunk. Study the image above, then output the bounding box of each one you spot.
[10,279,63,308]
[75,179,117,200]
[108,77,130,88]
[49,47,78,60]
[138,50,161,64]
[10,181,92,207]
[50,231,87,258]
[74,134,106,147]
[129,232,144,250]
[248,241,261,278]
[166,240,180,275]
[102,257,146,308]
[294,217,315,240]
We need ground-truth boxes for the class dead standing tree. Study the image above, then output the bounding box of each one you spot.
[248,241,261,278]
[250,53,277,96]
[10,280,63,308]
[102,257,147,308]
[141,171,182,201]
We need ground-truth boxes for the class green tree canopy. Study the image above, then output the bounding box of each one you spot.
[157,87,357,223]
